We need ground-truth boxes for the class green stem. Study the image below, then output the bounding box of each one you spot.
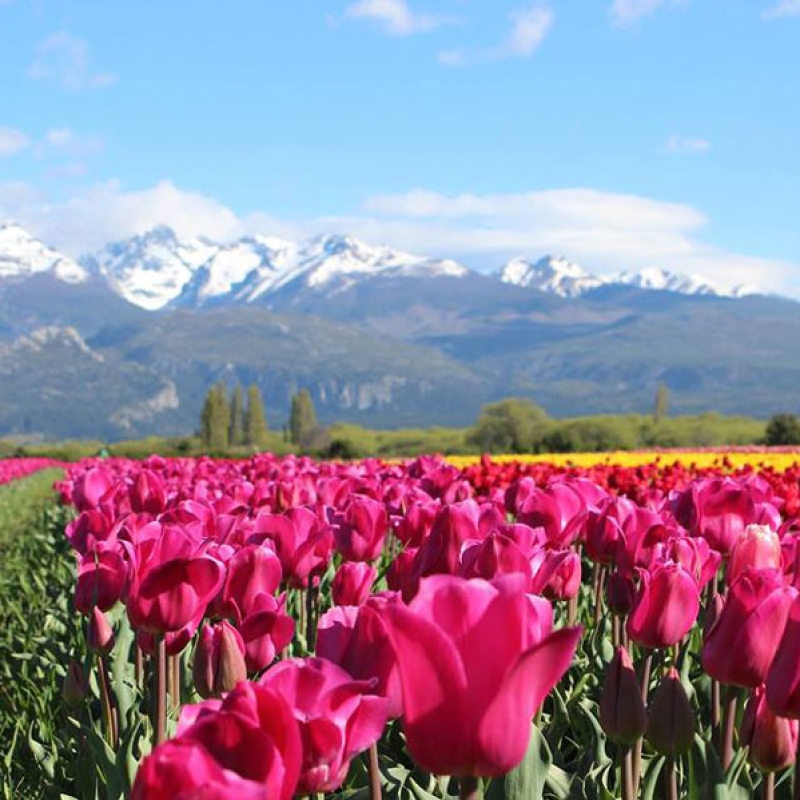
[666,758,678,800]
[154,636,167,746]
[368,742,382,800]
[96,654,118,748]
[721,688,738,770]
[632,651,653,796]
[763,771,775,800]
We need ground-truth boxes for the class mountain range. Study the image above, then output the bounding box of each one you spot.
[0,220,795,441]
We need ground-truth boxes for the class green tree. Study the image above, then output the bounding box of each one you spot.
[466,398,550,454]
[289,389,318,446]
[765,413,800,445]
[244,384,269,447]
[200,382,230,451]
[654,382,669,424]
[229,384,244,446]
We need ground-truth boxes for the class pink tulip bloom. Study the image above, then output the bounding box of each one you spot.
[193,620,247,699]
[333,495,388,562]
[766,594,800,718]
[741,685,799,773]
[132,681,302,800]
[331,562,378,606]
[627,562,700,648]
[240,593,295,673]
[217,544,283,623]
[383,574,581,777]
[74,544,127,613]
[728,525,783,586]
[259,657,388,794]
[703,568,796,687]
[250,507,333,588]
[317,593,403,718]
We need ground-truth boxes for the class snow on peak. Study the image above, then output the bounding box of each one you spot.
[0,222,88,284]
[613,267,722,296]
[498,255,604,297]
[83,226,219,311]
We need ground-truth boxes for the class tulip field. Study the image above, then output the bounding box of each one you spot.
[6,453,800,798]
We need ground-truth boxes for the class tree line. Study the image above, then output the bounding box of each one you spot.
[199,383,320,451]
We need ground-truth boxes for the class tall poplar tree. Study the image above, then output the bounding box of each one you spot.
[289,389,318,445]
[229,384,244,446]
[244,384,269,447]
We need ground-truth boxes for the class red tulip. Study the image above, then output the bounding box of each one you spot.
[331,562,377,606]
[741,685,799,772]
[627,562,700,648]
[193,621,247,698]
[132,681,302,800]
[383,574,581,777]
[259,657,388,794]
[702,568,796,687]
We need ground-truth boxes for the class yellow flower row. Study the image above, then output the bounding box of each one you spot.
[447,451,800,471]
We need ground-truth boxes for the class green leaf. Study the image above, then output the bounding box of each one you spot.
[486,724,551,800]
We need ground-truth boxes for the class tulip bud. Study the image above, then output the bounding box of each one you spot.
[62,660,88,706]
[193,621,247,699]
[599,647,648,744]
[728,525,782,586]
[646,668,695,756]
[741,686,799,773]
[87,607,115,655]
[606,570,636,616]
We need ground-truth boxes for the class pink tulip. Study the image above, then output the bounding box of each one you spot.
[317,594,403,717]
[517,482,585,547]
[239,593,295,673]
[627,562,700,648]
[87,607,115,655]
[331,562,377,606]
[217,544,282,623]
[259,657,388,794]
[766,594,800,718]
[250,507,333,588]
[728,525,783,586]
[741,685,799,772]
[193,620,247,698]
[75,544,127,613]
[383,574,581,777]
[132,681,301,800]
[530,548,582,600]
[333,495,388,562]
[702,568,797,687]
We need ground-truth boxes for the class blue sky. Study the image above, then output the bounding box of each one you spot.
[1,0,798,292]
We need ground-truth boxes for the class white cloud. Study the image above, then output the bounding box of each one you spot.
[1,179,797,296]
[275,188,795,293]
[763,0,800,18]
[610,0,685,26]
[440,5,553,66]
[0,180,243,255]
[0,126,29,157]
[502,6,554,57]
[665,135,710,154]
[344,0,447,35]
[438,49,464,66]
[28,32,116,90]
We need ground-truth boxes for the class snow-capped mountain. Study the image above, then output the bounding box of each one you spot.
[81,226,218,311]
[0,222,88,284]
[0,222,764,310]
[84,229,471,309]
[499,254,754,300]
[499,256,605,297]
